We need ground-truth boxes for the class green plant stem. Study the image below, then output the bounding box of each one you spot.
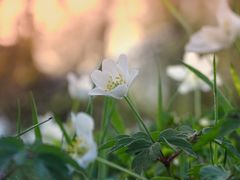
[16,99,21,135]
[194,89,201,121]
[157,74,164,130]
[86,97,93,115]
[213,55,218,165]
[96,157,147,180]
[15,117,52,137]
[98,97,114,180]
[124,96,154,143]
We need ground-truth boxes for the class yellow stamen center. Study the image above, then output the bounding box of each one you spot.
[106,74,126,91]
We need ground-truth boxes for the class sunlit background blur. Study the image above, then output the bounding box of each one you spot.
[1,0,240,133]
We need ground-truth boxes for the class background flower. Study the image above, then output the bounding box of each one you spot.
[70,112,97,168]
[185,0,240,53]
[167,52,222,94]
[67,73,93,101]
[89,54,138,99]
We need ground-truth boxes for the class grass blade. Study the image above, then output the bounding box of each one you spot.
[230,64,240,96]
[54,114,72,145]
[183,63,233,112]
[15,117,52,137]
[30,92,42,142]
[16,99,21,135]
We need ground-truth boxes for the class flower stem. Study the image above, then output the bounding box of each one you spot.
[213,55,218,165]
[124,96,154,143]
[194,89,201,123]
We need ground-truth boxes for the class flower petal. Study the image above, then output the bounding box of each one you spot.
[217,0,240,35]
[88,87,108,96]
[91,70,109,89]
[102,59,119,78]
[178,81,193,94]
[127,69,139,86]
[109,84,128,99]
[117,54,129,76]
[166,65,187,81]
[185,26,232,53]
[76,142,97,168]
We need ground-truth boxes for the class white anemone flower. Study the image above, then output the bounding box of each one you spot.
[67,73,93,101]
[70,112,97,168]
[166,52,222,94]
[185,0,240,53]
[89,54,139,99]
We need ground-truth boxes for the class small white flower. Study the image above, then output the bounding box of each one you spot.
[67,73,93,100]
[185,0,240,53]
[199,118,211,127]
[70,112,97,168]
[89,54,139,99]
[166,52,222,94]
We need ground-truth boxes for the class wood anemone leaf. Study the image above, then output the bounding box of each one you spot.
[200,165,230,180]
[159,128,197,157]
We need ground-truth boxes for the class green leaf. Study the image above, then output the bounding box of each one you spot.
[111,106,126,134]
[126,139,152,154]
[215,138,240,159]
[98,139,116,151]
[200,165,230,180]
[194,110,240,150]
[30,92,42,142]
[183,62,233,112]
[159,128,197,157]
[230,64,240,96]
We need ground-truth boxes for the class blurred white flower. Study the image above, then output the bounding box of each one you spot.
[67,73,93,101]
[0,115,10,136]
[166,52,222,94]
[199,118,211,127]
[22,112,62,144]
[69,112,97,168]
[185,0,240,53]
[89,54,139,99]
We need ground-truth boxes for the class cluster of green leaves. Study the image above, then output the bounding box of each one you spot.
[0,137,85,180]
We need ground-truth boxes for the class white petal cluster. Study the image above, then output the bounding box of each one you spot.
[70,112,97,168]
[167,52,222,94]
[89,54,139,99]
[67,73,93,101]
[185,0,240,53]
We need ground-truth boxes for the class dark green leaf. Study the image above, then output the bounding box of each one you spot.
[200,165,230,180]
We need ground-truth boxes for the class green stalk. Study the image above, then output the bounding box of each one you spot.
[157,74,164,130]
[30,92,42,142]
[16,99,21,135]
[124,96,154,143]
[86,97,93,115]
[96,157,147,180]
[54,114,72,145]
[15,117,52,137]
[213,55,218,165]
[194,89,201,121]
[98,97,114,180]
